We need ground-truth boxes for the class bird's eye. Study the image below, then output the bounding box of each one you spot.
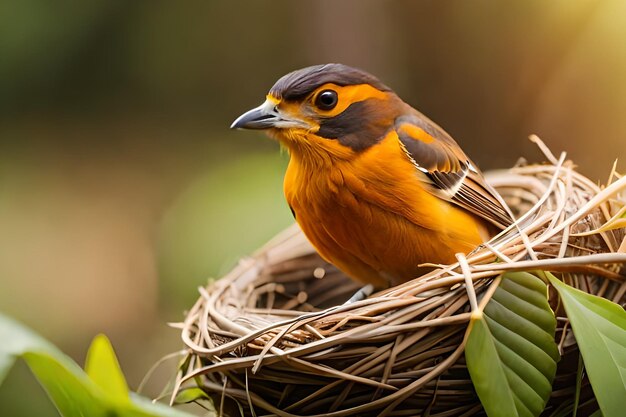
[314,90,338,110]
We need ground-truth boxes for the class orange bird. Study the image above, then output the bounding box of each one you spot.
[232,64,513,288]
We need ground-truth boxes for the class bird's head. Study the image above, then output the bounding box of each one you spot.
[231,64,405,159]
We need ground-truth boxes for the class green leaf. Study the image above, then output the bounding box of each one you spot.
[0,313,201,417]
[173,387,212,405]
[545,272,626,417]
[22,350,113,416]
[0,312,72,384]
[573,354,583,417]
[85,334,130,401]
[466,271,559,417]
[173,387,218,415]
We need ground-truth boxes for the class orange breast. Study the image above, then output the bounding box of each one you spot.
[284,131,488,288]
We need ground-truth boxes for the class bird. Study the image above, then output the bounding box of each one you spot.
[231,64,513,289]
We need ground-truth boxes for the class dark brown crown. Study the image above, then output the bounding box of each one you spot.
[269,64,391,100]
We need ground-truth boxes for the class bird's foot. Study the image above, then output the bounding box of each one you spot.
[343,284,375,304]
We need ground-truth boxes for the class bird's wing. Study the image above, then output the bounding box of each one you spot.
[394,112,514,229]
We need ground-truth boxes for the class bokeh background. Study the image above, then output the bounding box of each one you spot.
[2,1,626,415]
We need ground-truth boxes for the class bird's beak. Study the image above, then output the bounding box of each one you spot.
[230,99,310,130]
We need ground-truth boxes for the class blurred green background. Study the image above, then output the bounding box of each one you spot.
[1,0,626,415]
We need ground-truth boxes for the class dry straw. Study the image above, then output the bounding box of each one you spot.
[173,137,626,416]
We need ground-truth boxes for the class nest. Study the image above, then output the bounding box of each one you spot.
[174,139,626,416]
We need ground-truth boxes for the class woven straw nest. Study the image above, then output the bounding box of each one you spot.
[173,138,626,416]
